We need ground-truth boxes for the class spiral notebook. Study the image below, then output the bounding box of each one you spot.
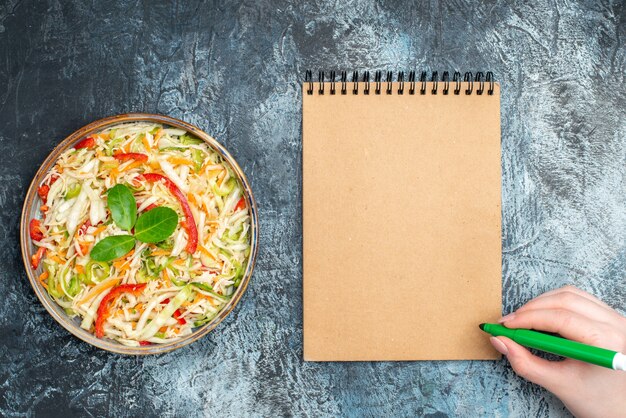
[302,71,502,361]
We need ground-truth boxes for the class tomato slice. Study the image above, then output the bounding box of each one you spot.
[234,197,246,212]
[74,137,96,149]
[31,247,46,269]
[29,219,44,241]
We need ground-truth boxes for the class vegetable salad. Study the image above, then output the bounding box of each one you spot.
[29,123,251,346]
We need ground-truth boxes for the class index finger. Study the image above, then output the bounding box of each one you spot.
[501,308,608,346]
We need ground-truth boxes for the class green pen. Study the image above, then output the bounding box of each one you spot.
[480,323,626,371]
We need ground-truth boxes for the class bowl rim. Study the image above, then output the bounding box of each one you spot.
[19,113,259,355]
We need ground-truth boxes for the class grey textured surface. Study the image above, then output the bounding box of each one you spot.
[0,0,625,416]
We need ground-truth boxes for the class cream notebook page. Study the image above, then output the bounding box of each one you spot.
[303,76,501,361]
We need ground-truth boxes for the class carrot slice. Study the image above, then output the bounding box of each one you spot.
[38,271,49,289]
[142,136,152,152]
[120,161,144,172]
[198,245,215,260]
[167,157,194,166]
[77,277,121,306]
[150,249,171,256]
[93,225,107,235]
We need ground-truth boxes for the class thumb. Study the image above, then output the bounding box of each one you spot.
[491,336,566,394]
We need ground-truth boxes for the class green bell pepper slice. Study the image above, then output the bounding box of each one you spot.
[64,183,81,200]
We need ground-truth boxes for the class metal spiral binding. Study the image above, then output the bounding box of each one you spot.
[306,71,494,96]
[453,71,461,95]
[475,72,484,95]
[318,71,325,95]
[464,72,473,95]
[431,71,438,95]
[442,71,449,95]
[486,72,494,95]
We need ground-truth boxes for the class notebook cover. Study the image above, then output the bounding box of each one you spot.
[302,81,502,361]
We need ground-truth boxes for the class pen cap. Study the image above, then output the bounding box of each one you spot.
[613,352,626,371]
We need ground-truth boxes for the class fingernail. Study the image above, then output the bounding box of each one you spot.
[490,337,509,356]
[498,313,515,323]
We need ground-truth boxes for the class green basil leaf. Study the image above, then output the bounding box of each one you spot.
[90,235,136,262]
[134,207,178,243]
[107,184,137,231]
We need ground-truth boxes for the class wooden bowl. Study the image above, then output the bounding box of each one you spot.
[20,113,259,354]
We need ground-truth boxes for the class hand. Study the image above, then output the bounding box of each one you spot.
[490,286,626,418]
